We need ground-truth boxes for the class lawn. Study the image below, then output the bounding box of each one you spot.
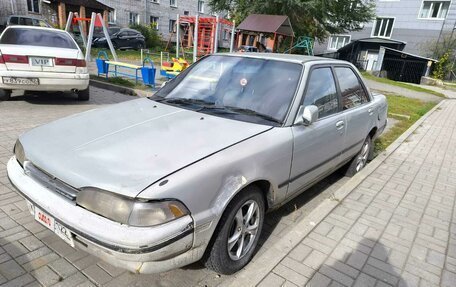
[374,94,437,152]
[361,72,446,98]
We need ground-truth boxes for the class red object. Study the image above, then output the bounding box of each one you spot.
[162,62,172,67]
[0,55,4,64]
[94,16,103,27]
[2,54,28,64]
[55,58,86,67]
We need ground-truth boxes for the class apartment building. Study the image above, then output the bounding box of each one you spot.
[314,0,456,61]
[98,0,214,40]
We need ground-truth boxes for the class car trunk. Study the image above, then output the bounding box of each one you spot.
[0,45,80,73]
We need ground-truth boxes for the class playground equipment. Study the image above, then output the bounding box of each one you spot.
[96,51,156,87]
[160,52,189,79]
[283,36,314,55]
[166,14,235,62]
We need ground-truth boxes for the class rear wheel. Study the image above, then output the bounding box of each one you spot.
[77,88,90,101]
[203,185,265,275]
[0,89,11,101]
[345,136,372,177]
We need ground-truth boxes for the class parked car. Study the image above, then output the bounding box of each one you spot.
[92,25,121,41]
[0,26,89,101]
[7,15,52,28]
[7,54,387,275]
[92,28,145,50]
[237,45,259,52]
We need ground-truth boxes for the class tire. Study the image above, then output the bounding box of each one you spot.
[77,88,90,101]
[136,42,144,50]
[203,185,265,275]
[345,136,372,177]
[0,89,11,101]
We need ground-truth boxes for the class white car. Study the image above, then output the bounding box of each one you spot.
[0,26,89,101]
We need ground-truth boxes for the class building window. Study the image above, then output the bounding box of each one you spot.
[27,0,40,13]
[169,19,176,33]
[129,12,139,25]
[184,11,189,15]
[170,0,177,7]
[150,16,159,30]
[419,1,450,19]
[108,11,116,24]
[328,35,350,50]
[372,17,394,38]
[151,0,160,3]
[223,30,229,40]
[198,1,204,13]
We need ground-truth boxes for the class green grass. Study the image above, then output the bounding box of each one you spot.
[90,48,162,64]
[374,94,436,152]
[361,72,446,98]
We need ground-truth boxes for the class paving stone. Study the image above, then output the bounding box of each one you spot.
[318,264,354,286]
[82,264,112,285]
[441,270,456,287]
[281,257,314,278]
[273,263,308,287]
[346,250,368,270]
[303,250,327,270]
[52,272,89,287]
[30,265,62,286]
[353,272,376,287]
[49,258,78,278]
[306,272,331,287]
[258,272,286,287]
[0,273,35,287]
[0,259,26,280]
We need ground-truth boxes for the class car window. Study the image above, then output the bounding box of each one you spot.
[38,20,49,27]
[335,67,369,110]
[0,28,78,49]
[154,55,302,124]
[303,67,339,118]
[118,32,127,37]
[9,17,18,25]
[19,18,33,26]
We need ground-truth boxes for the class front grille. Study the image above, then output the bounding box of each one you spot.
[23,162,79,201]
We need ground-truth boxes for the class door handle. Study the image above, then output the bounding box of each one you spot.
[368,108,374,115]
[336,121,345,130]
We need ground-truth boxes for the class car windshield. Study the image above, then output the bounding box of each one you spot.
[152,55,302,125]
[0,28,77,49]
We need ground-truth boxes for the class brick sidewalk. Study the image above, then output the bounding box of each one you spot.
[254,100,456,287]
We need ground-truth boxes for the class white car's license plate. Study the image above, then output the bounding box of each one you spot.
[2,77,39,85]
[31,201,75,247]
[30,57,53,66]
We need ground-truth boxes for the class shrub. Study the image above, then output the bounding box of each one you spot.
[432,52,451,80]
[129,24,162,49]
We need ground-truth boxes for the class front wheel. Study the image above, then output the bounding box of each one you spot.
[345,136,372,177]
[203,185,265,275]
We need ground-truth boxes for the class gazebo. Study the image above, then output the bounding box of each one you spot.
[236,14,295,52]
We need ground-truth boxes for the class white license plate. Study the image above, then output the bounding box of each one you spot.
[30,57,53,66]
[31,202,75,247]
[2,77,39,85]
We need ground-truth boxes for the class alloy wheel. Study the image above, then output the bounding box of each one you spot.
[356,140,370,172]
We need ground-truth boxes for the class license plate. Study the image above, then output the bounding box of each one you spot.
[2,77,39,85]
[30,57,53,66]
[32,202,75,247]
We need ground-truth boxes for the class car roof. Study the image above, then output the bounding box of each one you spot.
[215,52,348,65]
[3,26,66,33]
[120,28,139,33]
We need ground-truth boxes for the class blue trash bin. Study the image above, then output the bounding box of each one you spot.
[141,57,156,87]
[96,51,109,77]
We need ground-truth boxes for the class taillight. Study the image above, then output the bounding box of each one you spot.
[2,54,28,64]
[55,58,86,67]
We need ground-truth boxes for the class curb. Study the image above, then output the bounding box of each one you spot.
[89,79,154,98]
[221,100,446,287]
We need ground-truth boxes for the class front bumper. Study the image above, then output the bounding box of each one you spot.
[0,71,89,91]
[7,157,197,273]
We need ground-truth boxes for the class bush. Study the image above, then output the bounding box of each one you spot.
[129,24,162,50]
[432,52,451,80]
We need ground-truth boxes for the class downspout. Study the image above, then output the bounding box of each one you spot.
[10,0,15,14]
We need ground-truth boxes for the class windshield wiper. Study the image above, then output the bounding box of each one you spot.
[224,106,282,124]
[162,98,215,106]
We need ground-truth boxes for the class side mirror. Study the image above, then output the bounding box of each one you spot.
[295,105,319,126]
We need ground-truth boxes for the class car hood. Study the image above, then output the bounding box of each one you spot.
[19,98,271,197]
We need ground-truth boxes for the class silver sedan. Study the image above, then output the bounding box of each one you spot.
[7,53,387,274]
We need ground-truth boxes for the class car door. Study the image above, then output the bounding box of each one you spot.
[334,66,376,162]
[116,31,128,48]
[287,66,346,197]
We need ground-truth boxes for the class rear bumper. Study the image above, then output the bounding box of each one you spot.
[0,70,89,91]
[7,157,198,273]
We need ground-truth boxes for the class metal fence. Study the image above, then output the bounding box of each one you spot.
[381,58,427,84]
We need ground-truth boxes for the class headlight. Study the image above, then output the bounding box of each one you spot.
[76,188,189,227]
[14,139,26,167]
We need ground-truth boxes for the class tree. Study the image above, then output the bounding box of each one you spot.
[209,0,376,40]
[421,32,456,80]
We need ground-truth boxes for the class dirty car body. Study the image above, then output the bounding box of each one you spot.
[7,53,387,274]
